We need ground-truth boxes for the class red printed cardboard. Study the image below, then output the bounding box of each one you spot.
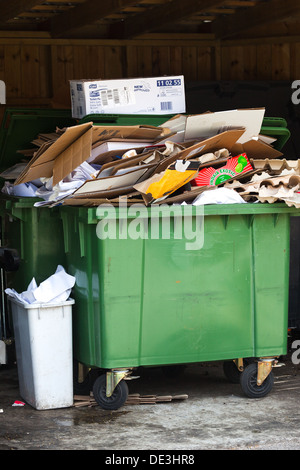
[193,153,253,187]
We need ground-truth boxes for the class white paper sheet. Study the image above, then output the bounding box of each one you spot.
[5,265,75,305]
[192,188,247,205]
[185,108,265,144]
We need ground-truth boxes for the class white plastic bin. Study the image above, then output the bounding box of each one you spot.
[9,297,74,410]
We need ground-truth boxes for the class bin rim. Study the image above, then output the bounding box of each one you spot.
[60,202,300,223]
[7,296,75,310]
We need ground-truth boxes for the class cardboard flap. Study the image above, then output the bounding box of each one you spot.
[231,139,283,160]
[154,129,246,173]
[92,124,169,144]
[73,164,156,196]
[97,150,162,177]
[184,108,265,143]
[15,122,93,186]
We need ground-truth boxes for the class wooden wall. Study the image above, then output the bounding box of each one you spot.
[0,37,299,110]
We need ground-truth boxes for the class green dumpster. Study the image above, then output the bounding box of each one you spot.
[60,202,298,409]
[0,108,75,338]
[0,196,66,292]
[0,108,76,170]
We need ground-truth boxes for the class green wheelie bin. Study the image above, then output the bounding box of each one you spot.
[0,107,76,282]
[0,109,75,338]
[60,202,299,410]
[0,196,66,292]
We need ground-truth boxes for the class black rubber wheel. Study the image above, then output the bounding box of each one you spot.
[240,362,274,399]
[92,374,129,410]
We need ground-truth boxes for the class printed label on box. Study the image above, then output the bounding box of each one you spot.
[89,86,136,109]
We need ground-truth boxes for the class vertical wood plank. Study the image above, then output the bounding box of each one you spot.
[90,45,105,78]
[257,44,272,80]
[4,45,22,98]
[50,45,60,92]
[73,45,88,78]
[220,45,231,80]
[38,45,51,98]
[0,46,4,80]
[197,46,212,80]
[182,46,198,81]
[81,45,105,79]
[21,45,40,98]
[243,45,257,80]
[73,45,105,79]
[51,45,74,107]
[272,43,290,80]
[290,43,300,80]
[126,45,139,78]
[228,46,244,80]
[104,46,123,78]
[169,46,182,76]
[136,46,153,77]
[152,46,170,76]
[213,43,221,81]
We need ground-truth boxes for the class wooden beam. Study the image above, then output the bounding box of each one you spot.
[213,0,300,39]
[0,0,42,23]
[109,0,226,38]
[49,0,142,38]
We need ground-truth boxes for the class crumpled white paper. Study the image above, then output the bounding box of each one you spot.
[191,188,247,205]
[33,161,98,207]
[2,181,38,198]
[5,265,75,305]
[1,161,98,207]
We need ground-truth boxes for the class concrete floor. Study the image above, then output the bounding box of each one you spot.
[1,346,300,451]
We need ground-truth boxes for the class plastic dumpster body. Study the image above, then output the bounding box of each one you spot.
[0,196,66,344]
[60,203,299,409]
[0,108,75,170]
[0,196,66,292]
[0,108,76,295]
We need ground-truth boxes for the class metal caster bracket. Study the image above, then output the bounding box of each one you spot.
[233,358,244,372]
[257,358,278,386]
[106,369,137,397]
[233,357,280,386]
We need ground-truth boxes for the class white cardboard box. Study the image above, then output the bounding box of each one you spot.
[10,297,74,410]
[70,76,185,119]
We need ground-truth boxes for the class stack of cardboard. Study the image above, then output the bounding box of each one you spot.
[3,107,299,208]
[73,393,188,407]
[224,159,300,208]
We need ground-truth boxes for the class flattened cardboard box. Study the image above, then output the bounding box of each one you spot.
[15,122,93,186]
[89,140,166,165]
[73,164,157,196]
[161,108,266,144]
[92,124,170,145]
[184,108,266,144]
